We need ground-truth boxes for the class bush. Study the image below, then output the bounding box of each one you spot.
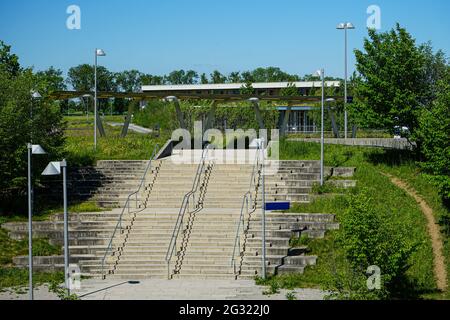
[337,189,419,299]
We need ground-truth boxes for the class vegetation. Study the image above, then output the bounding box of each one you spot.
[264,140,449,299]
[0,227,61,266]
[0,268,64,293]
[0,41,66,215]
[351,24,449,202]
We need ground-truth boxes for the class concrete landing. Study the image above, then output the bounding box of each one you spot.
[73,279,326,300]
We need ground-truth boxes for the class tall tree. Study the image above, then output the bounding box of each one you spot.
[352,24,427,144]
[228,72,241,83]
[210,70,227,84]
[115,70,142,92]
[200,73,209,84]
[141,74,164,85]
[0,40,20,77]
[35,66,67,96]
[67,64,115,92]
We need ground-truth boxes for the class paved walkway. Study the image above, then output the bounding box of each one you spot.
[289,138,415,150]
[0,280,326,300]
[107,122,153,134]
[74,279,326,300]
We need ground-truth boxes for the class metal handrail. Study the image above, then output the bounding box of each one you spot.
[101,144,160,277]
[165,144,212,279]
[231,144,262,275]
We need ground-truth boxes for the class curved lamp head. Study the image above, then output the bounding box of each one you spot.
[164,96,179,103]
[313,69,324,78]
[31,91,42,99]
[31,144,46,155]
[42,160,67,176]
[96,49,106,56]
[249,97,260,104]
[337,22,355,30]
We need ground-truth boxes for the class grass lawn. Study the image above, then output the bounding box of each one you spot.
[64,116,169,166]
[265,140,449,299]
[0,227,62,266]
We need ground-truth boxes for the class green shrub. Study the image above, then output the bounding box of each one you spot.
[337,189,419,299]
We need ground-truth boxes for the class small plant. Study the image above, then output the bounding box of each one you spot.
[263,281,280,295]
[290,234,311,247]
[286,291,297,300]
[48,280,80,300]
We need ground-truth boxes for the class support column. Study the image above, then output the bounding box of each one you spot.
[328,106,340,138]
[204,101,217,131]
[280,103,292,137]
[96,111,106,137]
[253,101,265,131]
[121,100,135,138]
[173,100,186,130]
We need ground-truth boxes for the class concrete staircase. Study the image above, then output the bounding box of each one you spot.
[5,155,343,281]
[265,160,326,203]
[80,160,207,278]
[239,213,340,278]
[171,164,257,280]
[42,160,151,208]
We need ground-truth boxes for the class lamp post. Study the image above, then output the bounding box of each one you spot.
[260,137,266,279]
[94,49,106,151]
[337,22,355,139]
[42,160,69,295]
[27,144,46,300]
[250,138,266,279]
[314,69,325,186]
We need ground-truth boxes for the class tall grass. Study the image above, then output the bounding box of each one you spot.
[276,140,446,298]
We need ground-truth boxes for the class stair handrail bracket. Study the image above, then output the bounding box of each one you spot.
[165,144,212,279]
[100,144,160,278]
[231,145,262,276]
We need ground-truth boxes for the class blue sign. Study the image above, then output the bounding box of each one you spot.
[265,202,290,211]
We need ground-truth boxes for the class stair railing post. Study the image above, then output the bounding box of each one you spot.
[261,139,267,279]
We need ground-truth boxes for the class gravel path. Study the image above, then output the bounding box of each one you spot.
[385,173,448,292]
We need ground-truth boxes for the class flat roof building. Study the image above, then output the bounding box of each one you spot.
[141,81,340,133]
[142,81,340,97]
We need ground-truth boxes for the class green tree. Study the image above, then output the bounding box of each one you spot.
[352,24,428,146]
[240,81,255,95]
[115,70,142,92]
[67,64,115,92]
[0,40,20,77]
[140,74,164,85]
[200,73,209,84]
[280,82,298,97]
[0,65,65,214]
[210,70,227,84]
[228,72,241,83]
[165,69,198,85]
[35,67,67,96]
[416,68,450,202]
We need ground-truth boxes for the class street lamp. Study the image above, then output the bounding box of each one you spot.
[337,22,355,139]
[42,160,69,295]
[94,49,106,151]
[250,138,266,279]
[314,69,325,186]
[30,91,42,140]
[27,143,46,300]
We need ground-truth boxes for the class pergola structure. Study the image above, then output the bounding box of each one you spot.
[50,91,344,137]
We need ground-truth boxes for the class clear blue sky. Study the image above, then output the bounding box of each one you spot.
[0,0,449,78]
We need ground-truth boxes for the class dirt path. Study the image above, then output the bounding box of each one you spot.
[384,173,448,292]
